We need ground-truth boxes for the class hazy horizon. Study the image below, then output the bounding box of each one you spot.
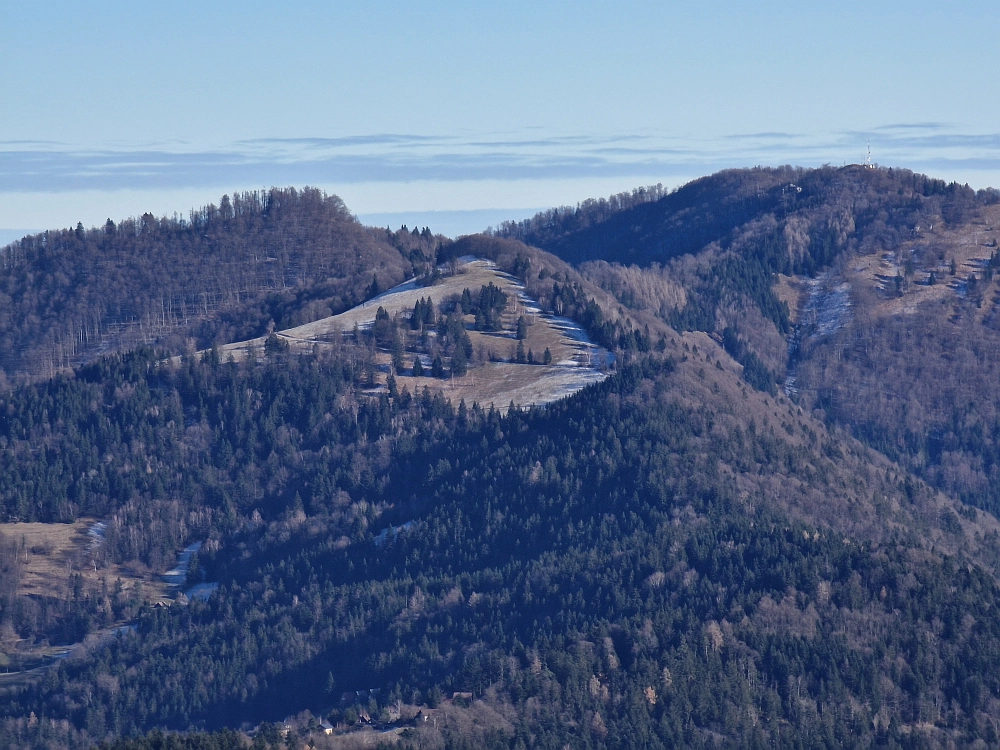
[5,2,1000,234]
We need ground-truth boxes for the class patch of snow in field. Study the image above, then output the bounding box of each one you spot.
[374,521,415,547]
[87,521,106,550]
[162,541,202,586]
[547,316,615,367]
[509,284,614,368]
[185,582,220,602]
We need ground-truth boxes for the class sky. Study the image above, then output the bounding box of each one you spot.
[3,1,1000,240]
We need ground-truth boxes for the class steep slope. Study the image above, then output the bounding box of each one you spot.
[506,165,994,344]
[515,166,1000,519]
[5,347,1000,747]
[497,170,788,266]
[502,166,990,273]
[792,200,1000,516]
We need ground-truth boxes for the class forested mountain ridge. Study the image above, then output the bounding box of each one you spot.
[497,166,995,272]
[512,166,1000,520]
[500,165,997,351]
[0,188,443,383]
[5,176,1000,747]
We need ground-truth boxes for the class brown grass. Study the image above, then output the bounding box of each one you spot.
[774,274,805,325]
[842,203,1000,322]
[0,520,168,601]
[187,258,611,412]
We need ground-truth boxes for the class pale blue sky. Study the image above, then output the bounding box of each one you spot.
[3,1,1000,237]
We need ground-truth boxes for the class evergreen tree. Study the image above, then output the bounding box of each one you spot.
[451,345,467,377]
[475,283,508,331]
[392,332,405,375]
[366,273,381,299]
[264,333,288,356]
[372,306,394,347]
[516,315,528,340]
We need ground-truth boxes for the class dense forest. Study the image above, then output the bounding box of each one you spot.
[4,349,1000,748]
[490,184,668,252]
[6,170,1000,747]
[0,188,443,382]
[506,166,1000,516]
[797,298,1000,516]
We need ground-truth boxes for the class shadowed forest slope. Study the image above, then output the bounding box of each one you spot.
[508,166,1000,520]
[5,350,1000,748]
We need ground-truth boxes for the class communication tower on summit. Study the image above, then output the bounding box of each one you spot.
[864,142,875,169]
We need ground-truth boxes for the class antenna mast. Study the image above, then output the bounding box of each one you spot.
[864,141,874,169]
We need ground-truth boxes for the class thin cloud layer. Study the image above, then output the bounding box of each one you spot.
[3,126,1000,195]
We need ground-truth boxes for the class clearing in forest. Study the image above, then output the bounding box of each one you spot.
[201,258,612,410]
[780,203,1000,327]
[0,520,167,603]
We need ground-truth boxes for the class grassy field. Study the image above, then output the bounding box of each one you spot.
[0,519,168,601]
[0,520,169,685]
[192,258,612,411]
[787,203,1000,324]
